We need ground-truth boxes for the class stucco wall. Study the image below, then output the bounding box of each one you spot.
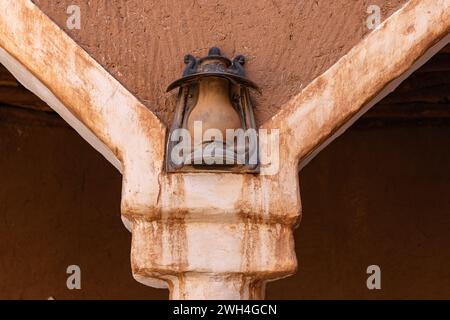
[32,0,407,125]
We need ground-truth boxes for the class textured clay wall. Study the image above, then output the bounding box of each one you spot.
[32,0,407,125]
[0,107,449,299]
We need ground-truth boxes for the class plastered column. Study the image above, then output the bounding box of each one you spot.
[125,171,300,300]
[169,275,266,300]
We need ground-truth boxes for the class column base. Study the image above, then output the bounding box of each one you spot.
[168,274,265,300]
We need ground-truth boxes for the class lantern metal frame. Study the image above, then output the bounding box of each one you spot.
[165,47,260,173]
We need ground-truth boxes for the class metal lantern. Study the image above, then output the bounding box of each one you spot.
[166,47,260,173]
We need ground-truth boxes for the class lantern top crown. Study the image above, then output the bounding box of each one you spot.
[166,47,260,93]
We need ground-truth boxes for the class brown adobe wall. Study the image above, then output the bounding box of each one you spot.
[32,0,407,125]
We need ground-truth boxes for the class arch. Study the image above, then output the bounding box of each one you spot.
[1,0,449,178]
[0,0,166,217]
[262,0,450,170]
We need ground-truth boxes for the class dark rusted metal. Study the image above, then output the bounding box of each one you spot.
[166,47,260,93]
[166,47,260,173]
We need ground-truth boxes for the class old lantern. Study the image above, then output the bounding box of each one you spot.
[166,47,260,173]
